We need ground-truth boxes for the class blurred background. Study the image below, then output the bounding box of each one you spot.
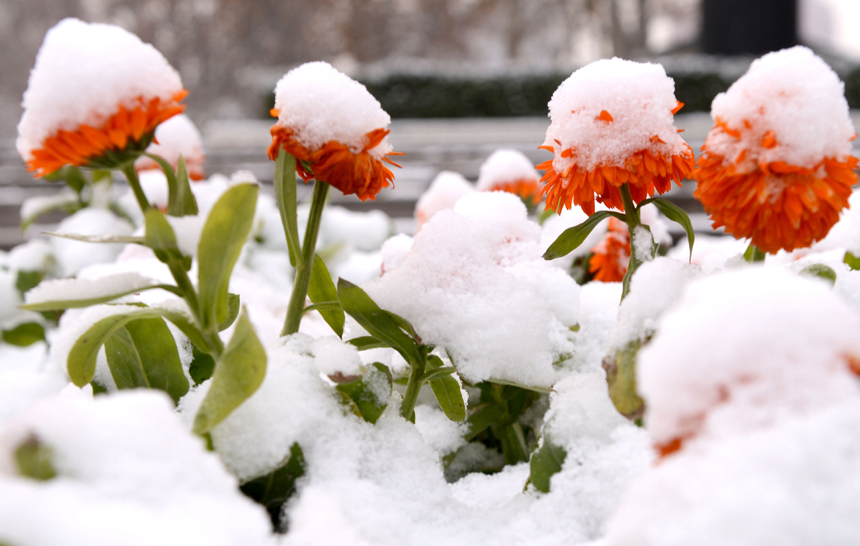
[1,0,859,246]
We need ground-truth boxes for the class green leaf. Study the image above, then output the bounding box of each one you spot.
[421,366,456,383]
[240,443,305,530]
[20,280,182,311]
[189,344,216,385]
[743,243,766,263]
[640,197,695,261]
[66,305,209,388]
[307,255,344,337]
[844,251,860,271]
[15,270,44,297]
[218,293,241,332]
[273,149,302,267]
[197,184,259,332]
[336,363,392,424]
[429,373,466,422]
[337,279,423,366]
[14,435,57,481]
[144,208,186,265]
[43,232,145,245]
[529,436,567,493]
[800,263,837,286]
[346,336,387,351]
[603,339,645,421]
[464,403,507,440]
[104,318,189,403]
[173,155,199,216]
[193,308,267,435]
[2,322,45,347]
[542,210,624,260]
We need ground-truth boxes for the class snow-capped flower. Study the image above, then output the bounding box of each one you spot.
[17,18,186,177]
[588,217,630,282]
[693,47,858,254]
[266,62,402,201]
[539,58,694,215]
[476,149,542,209]
[414,171,475,230]
[135,114,205,180]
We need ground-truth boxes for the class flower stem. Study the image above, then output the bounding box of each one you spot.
[619,183,640,230]
[400,357,426,423]
[120,162,150,213]
[744,243,766,263]
[619,183,654,301]
[281,180,331,336]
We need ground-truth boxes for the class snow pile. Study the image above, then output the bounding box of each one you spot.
[543,58,688,172]
[272,62,392,159]
[414,171,475,230]
[17,18,183,161]
[602,267,860,546]
[320,206,393,252]
[136,114,206,179]
[476,149,540,191]
[366,192,581,389]
[0,390,272,546]
[706,46,854,168]
[50,208,134,277]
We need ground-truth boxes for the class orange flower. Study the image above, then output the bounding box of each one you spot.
[539,115,694,215]
[484,178,542,208]
[588,217,631,282]
[267,119,403,202]
[694,121,858,253]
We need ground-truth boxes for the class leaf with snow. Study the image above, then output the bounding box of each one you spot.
[21,273,180,311]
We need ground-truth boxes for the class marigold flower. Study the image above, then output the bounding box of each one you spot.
[17,19,186,177]
[477,149,542,208]
[266,62,402,201]
[693,47,858,254]
[539,59,694,215]
[135,114,206,180]
[588,217,631,282]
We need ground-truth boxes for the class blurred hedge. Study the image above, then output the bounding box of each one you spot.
[264,65,860,118]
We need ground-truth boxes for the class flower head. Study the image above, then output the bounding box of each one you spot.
[135,114,206,180]
[476,149,542,208]
[266,62,402,201]
[17,19,186,177]
[588,217,631,282]
[539,58,694,215]
[693,47,858,254]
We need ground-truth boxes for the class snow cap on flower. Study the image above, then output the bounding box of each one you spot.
[17,18,186,176]
[694,46,858,254]
[414,171,475,230]
[267,62,402,201]
[540,58,693,215]
[638,267,860,457]
[476,149,542,207]
[135,114,205,180]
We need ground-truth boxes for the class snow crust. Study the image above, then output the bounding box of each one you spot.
[273,62,392,159]
[476,149,540,190]
[544,58,688,172]
[414,171,475,230]
[17,18,184,161]
[707,46,854,168]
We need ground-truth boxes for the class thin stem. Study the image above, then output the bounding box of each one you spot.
[619,183,640,230]
[400,357,426,423]
[120,162,150,213]
[744,243,766,263]
[281,180,331,336]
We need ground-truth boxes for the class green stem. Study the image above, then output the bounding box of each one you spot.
[401,356,426,423]
[281,180,331,336]
[619,183,640,230]
[744,243,766,263]
[120,162,150,213]
[619,183,652,301]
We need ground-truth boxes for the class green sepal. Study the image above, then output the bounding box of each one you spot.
[543,210,625,260]
[529,436,567,493]
[336,363,392,424]
[307,255,345,337]
[240,443,305,530]
[193,307,267,435]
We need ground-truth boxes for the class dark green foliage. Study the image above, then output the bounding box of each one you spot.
[240,443,306,532]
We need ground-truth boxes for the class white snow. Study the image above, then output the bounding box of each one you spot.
[476,149,540,191]
[272,62,392,159]
[135,114,205,177]
[544,58,689,173]
[50,208,134,277]
[414,171,475,230]
[707,46,854,168]
[17,18,184,161]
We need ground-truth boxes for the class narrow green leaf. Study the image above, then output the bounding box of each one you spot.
[421,367,456,382]
[197,184,258,331]
[193,308,267,435]
[273,150,302,267]
[240,443,305,529]
[43,232,145,245]
[144,208,181,256]
[14,435,57,481]
[640,197,695,261]
[464,403,507,440]
[104,318,189,403]
[430,374,466,422]
[844,251,860,271]
[172,155,200,216]
[346,336,387,351]
[21,281,182,311]
[529,436,567,493]
[800,263,837,286]
[218,293,241,332]
[543,211,624,260]
[66,305,208,387]
[336,363,392,424]
[2,322,45,347]
[336,279,423,365]
[307,255,344,337]
[189,344,216,385]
